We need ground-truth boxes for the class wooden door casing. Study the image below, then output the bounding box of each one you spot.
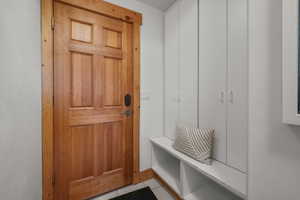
[54,2,134,199]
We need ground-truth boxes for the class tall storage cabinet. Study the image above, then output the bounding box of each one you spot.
[198,0,228,165]
[165,0,248,173]
[164,0,198,140]
[162,0,248,198]
[199,0,248,172]
[164,2,180,140]
[227,0,248,172]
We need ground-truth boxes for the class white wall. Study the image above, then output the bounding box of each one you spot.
[0,0,42,199]
[0,0,163,199]
[106,0,165,171]
[4,0,300,199]
[248,0,300,199]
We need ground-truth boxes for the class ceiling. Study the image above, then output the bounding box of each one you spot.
[136,0,176,11]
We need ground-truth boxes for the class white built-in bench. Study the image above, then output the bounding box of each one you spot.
[151,137,247,200]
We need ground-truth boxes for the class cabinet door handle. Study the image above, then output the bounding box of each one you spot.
[229,90,234,104]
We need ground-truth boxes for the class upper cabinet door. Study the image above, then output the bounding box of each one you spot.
[165,2,180,140]
[282,0,300,125]
[178,0,199,128]
[198,0,228,163]
[164,0,198,140]
[227,0,248,172]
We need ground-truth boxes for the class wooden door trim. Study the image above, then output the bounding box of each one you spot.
[42,1,142,199]
[42,0,54,199]
[56,0,142,24]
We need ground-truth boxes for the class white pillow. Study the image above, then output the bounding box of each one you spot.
[173,126,214,163]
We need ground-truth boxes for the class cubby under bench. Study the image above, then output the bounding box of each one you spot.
[151,137,247,200]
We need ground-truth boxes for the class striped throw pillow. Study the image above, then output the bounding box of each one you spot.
[173,126,214,163]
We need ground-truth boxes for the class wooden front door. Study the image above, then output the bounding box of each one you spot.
[54,2,134,199]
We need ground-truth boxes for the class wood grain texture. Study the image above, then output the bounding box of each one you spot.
[53,2,134,199]
[42,1,142,199]
[103,122,123,173]
[132,22,141,180]
[133,169,154,184]
[55,0,142,24]
[70,125,94,181]
[104,28,122,49]
[71,20,93,43]
[42,0,54,200]
[104,58,122,106]
[122,22,134,184]
[71,52,93,107]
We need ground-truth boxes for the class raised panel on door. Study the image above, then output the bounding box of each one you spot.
[165,2,180,140]
[103,28,122,49]
[71,20,93,43]
[54,2,133,199]
[198,0,228,163]
[178,0,198,128]
[103,57,122,107]
[102,121,124,174]
[71,52,93,107]
[70,125,94,181]
[227,0,248,172]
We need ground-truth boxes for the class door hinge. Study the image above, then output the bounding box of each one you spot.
[51,17,55,30]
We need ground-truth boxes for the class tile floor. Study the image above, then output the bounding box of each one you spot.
[92,179,175,200]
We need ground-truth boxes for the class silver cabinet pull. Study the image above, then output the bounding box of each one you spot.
[220,91,225,104]
[229,90,234,104]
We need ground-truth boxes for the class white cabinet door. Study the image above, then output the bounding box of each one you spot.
[198,0,228,163]
[282,0,300,125]
[179,0,199,128]
[165,0,198,140]
[165,2,180,140]
[227,0,248,172]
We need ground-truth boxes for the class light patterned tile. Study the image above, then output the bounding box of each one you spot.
[152,187,175,200]
[117,182,146,196]
[92,180,174,200]
[92,190,119,200]
[143,178,161,189]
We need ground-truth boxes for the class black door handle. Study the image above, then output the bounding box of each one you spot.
[125,94,131,107]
